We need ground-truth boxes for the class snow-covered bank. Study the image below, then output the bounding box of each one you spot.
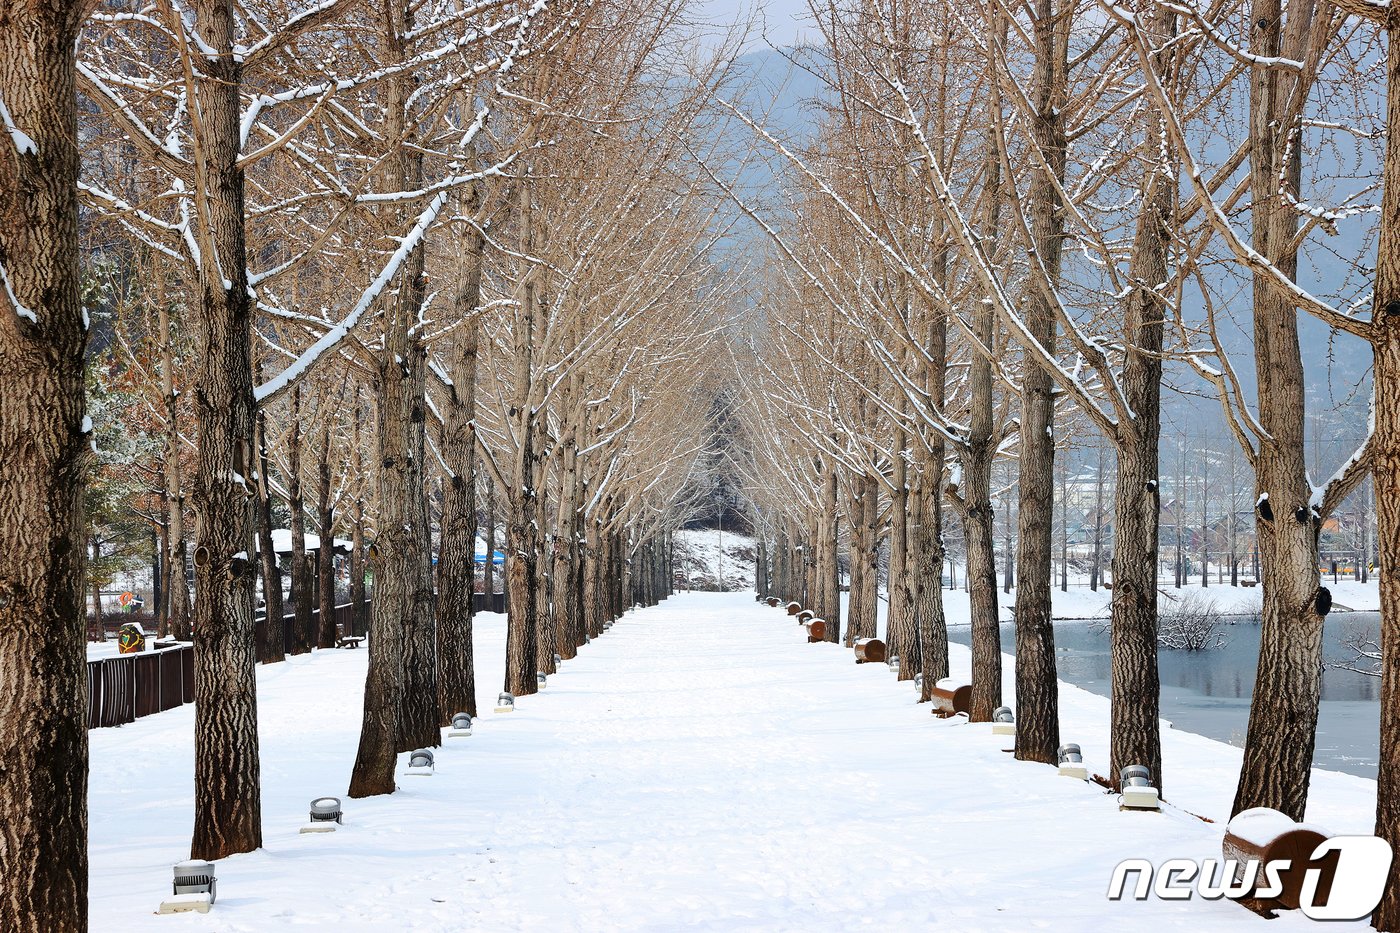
[89,593,1374,930]
[923,576,1381,625]
[672,527,756,591]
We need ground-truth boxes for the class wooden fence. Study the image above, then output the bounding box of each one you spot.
[89,595,503,729]
[86,644,194,729]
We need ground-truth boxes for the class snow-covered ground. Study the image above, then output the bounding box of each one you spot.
[89,592,1375,930]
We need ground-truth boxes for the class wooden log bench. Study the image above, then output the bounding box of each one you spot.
[336,635,366,649]
[930,678,972,718]
[853,637,886,664]
[785,602,802,616]
[797,609,814,624]
[1221,807,1332,917]
[803,619,826,643]
[766,597,780,608]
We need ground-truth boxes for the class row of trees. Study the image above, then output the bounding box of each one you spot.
[725,0,1400,927]
[1,1,743,930]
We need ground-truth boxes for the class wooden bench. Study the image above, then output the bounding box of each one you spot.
[1222,807,1332,916]
[785,602,802,616]
[803,619,826,643]
[853,637,886,664]
[336,635,365,649]
[930,678,972,718]
[797,609,814,624]
[766,597,780,608]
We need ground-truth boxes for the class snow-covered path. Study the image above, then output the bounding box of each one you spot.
[90,592,1373,930]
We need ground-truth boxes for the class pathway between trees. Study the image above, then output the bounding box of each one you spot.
[89,592,1369,930]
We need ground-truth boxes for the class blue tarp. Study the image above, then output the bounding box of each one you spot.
[474,550,506,566]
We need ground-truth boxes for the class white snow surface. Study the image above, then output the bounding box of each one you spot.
[89,593,1375,930]
[671,528,756,591]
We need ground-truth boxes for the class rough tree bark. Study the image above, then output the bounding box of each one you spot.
[436,202,483,722]
[316,425,336,650]
[187,0,263,860]
[288,387,311,655]
[255,411,284,662]
[1371,6,1400,927]
[504,243,541,696]
[1012,0,1069,765]
[1230,0,1335,820]
[888,420,917,679]
[1107,4,1173,793]
[0,1,93,926]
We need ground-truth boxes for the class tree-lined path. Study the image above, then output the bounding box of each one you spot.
[88,593,1371,930]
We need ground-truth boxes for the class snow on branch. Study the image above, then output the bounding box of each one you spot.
[0,94,36,156]
[254,189,452,405]
[0,260,37,323]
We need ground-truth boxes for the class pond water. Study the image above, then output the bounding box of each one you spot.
[948,613,1382,779]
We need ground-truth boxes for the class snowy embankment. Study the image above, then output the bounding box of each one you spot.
[671,527,756,591]
[89,593,1374,930]
[930,576,1382,625]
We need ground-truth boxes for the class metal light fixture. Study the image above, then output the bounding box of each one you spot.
[301,797,342,834]
[1058,743,1088,780]
[913,672,923,691]
[887,654,901,672]
[536,671,547,688]
[1119,764,1161,811]
[992,706,1016,736]
[495,692,515,713]
[553,652,562,666]
[449,712,473,737]
[158,860,217,914]
[405,747,434,776]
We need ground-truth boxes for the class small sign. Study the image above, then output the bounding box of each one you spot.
[118,591,134,607]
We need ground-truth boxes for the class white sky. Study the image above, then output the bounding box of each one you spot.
[694,0,820,49]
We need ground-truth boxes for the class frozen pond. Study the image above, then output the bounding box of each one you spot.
[949,612,1382,779]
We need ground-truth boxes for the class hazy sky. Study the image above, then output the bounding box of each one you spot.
[694,0,819,49]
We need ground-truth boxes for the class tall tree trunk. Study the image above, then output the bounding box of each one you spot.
[1370,13,1400,928]
[1012,0,1069,766]
[850,474,879,642]
[160,297,191,640]
[350,0,435,791]
[889,426,917,679]
[255,412,284,662]
[1108,7,1172,791]
[437,212,482,722]
[912,461,950,698]
[846,480,866,645]
[1231,0,1332,821]
[535,488,556,675]
[316,427,336,650]
[1090,444,1105,591]
[959,282,1001,717]
[90,539,103,637]
[349,397,366,638]
[583,519,602,638]
[482,473,496,605]
[289,387,311,655]
[818,466,841,640]
[963,70,1003,718]
[186,0,262,860]
[0,4,91,925]
[554,425,582,660]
